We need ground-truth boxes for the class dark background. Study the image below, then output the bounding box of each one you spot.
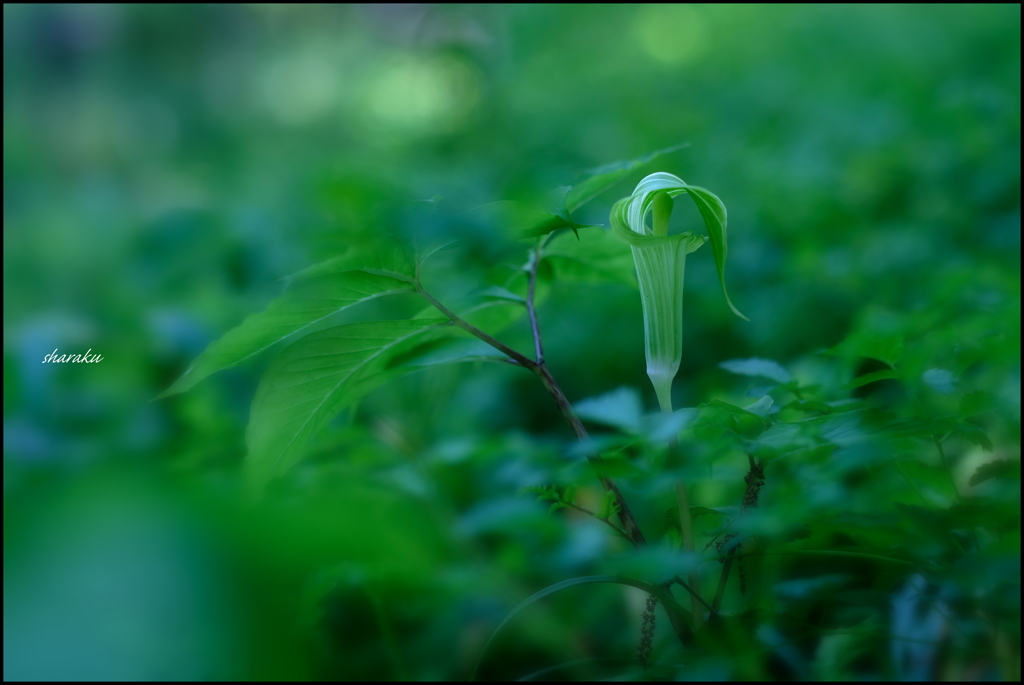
[4,4,1019,680]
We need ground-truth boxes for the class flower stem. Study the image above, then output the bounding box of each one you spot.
[663,388,704,630]
[674,475,704,630]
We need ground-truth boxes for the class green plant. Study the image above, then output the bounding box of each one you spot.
[160,151,1019,681]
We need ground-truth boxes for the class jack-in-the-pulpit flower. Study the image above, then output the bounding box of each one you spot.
[611,172,748,412]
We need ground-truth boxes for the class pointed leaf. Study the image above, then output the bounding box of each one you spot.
[543,226,638,287]
[829,330,905,367]
[467,201,597,240]
[968,459,1020,487]
[848,369,901,389]
[685,185,748,321]
[565,143,689,213]
[743,395,775,418]
[705,399,769,424]
[399,336,508,367]
[959,390,996,417]
[245,319,445,494]
[955,423,994,452]
[287,241,415,284]
[415,238,460,273]
[475,286,526,304]
[158,243,417,398]
[575,386,645,433]
[640,407,697,442]
[720,358,792,384]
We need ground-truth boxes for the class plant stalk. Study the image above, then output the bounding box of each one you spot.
[415,281,647,549]
[659,373,704,630]
[674,476,703,630]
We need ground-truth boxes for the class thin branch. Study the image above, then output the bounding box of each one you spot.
[532,364,647,547]
[560,501,630,540]
[415,280,647,549]
[669,575,720,620]
[674,479,704,629]
[414,284,537,369]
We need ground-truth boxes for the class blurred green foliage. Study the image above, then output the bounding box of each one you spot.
[4,4,1019,681]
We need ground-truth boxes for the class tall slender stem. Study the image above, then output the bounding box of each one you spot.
[675,475,703,630]
[658,371,704,629]
[533,365,647,547]
[672,575,720,619]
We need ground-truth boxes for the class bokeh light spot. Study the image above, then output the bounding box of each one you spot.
[366,55,479,133]
[633,4,709,65]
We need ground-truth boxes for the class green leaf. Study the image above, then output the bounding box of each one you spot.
[574,386,644,433]
[948,498,1020,532]
[467,200,598,240]
[471,575,693,680]
[685,185,748,322]
[464,300,529,335]
[398,337,508,368]
[954,423,994,452]
[720,358,792,384]
[415,238,460,273]
[897,460,958,503]
[564,144,689,213]
[285,240,416,284]
[668,506,730,524]
[475,285,525,304]
[959,390,996,417]
[596,490,618,519]
[563,484,578,505]
[158,244,417,398]
[831,330,905,367]
[543,226,638,288]
[245,319,446,495]
[848,369,901,389]
[701,398,770,440]
[414,297,528,336]
[639,407,697,442]
[811,408,939,448]
[746,422,820,461]
[462,149,689,241]
[589,456,647,481]
[969,459,1021,487]
[521,485,559,501]
[922,368,956,394]
[743,395,775,418]
[705,399,769,424]
[784,398,865,415]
